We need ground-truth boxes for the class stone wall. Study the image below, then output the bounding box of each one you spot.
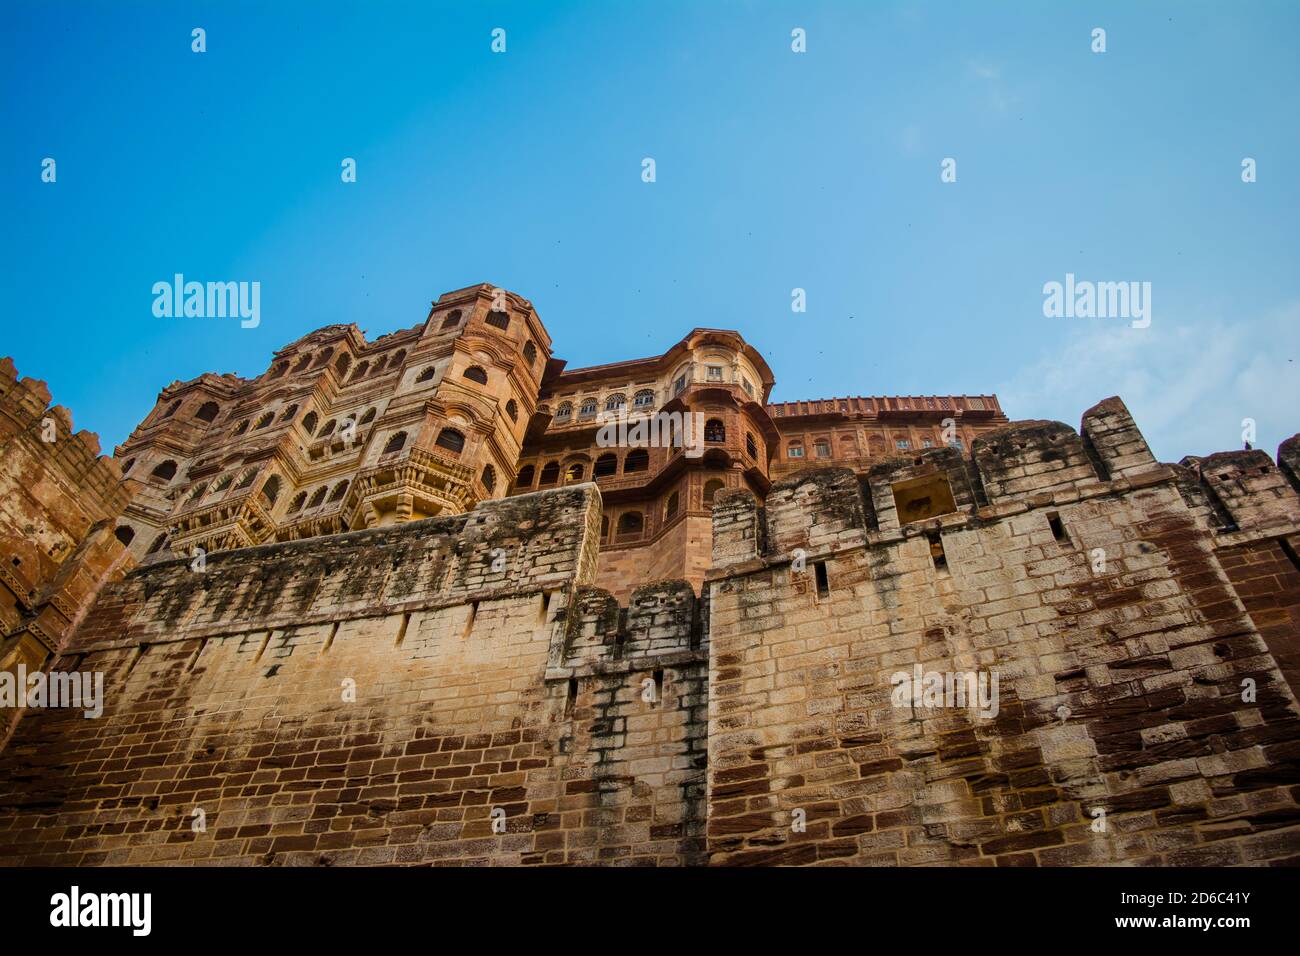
[704,398,1300,866]
[0,485,707,865]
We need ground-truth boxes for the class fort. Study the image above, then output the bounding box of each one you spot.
[1,282,1298,866]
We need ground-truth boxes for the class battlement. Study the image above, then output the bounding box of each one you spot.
[712,396,1299,570]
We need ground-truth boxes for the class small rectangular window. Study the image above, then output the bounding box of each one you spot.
[1048,512,1069,543]
[814,561,830,598]
[706,365,723,381]
[927,531,947,571]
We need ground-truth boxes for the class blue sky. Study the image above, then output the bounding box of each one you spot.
[4,0,1298,461]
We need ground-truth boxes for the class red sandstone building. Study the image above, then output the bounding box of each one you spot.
[102,284,1007,600]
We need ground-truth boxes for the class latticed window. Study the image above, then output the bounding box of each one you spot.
[665,491,679,518]
[705,419,725,443]
[617,512,643,536]
[594,454,617,477]
[385,431,409,455]
[539,462,560,485]
[463,366,488,385]
[624,449,649,472]
[633,390,654,409]
[440,310,461,330]
[579,399,597,419]
[486,311,510,331]
[523,341,537,364]
[605,394,625,412]
[814,440,830,458]
[746,433,758,458]
[515,464,535,487]
[554,403,572,422]
[432,429,460,454]
[705,365,723,382]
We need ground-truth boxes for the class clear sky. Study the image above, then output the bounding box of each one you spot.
[4,1,1298,462]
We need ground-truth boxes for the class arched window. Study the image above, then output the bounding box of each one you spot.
[416,366,436,383]
[633,389,655,409]
[433,429,462,454]
[146,533,169,555]
[505,399,518,422]
[335,353,351,378]
[385,431,410,455]
[523,341,537,364]
[371,355,388,374]
[554,403,572,423]
[121,458,136,475]
[329,481,349,502]
[601,515,609,538]
[594,453,617,477]
[539,461,560,486]
[254,412,274,430]
[486,310,510,331]
[605,394,626,412]
[481,464,496,493]
[308,486,328,508]
[318,419,336,438]
[359,408,376,425]
[351,361,370,381]
[624,449,649,473]
[301,411,318,433]
[579,398,597,419]
[260,475,281,506]
[150,460,178,481]
[163,400,181,418]
[665,491,679,519]
[233,419,249,436]
[287,492,307,514]
[515,464,535,487]
[314,347,334,368]
[293,354,312,372]
[463,366,488,385]
[705,419,725,443]
[195,402,219,422]
[746,433,758,458]
[210,474,233,494]
[616,512,644,536]
[566,463,584,482]
[278,404,299,422]
[269,361,288,379]
[235,470,257,490]
[114,525,136,546]
[440,310,462,330]
[187,482,208,503]
[814,439,831,458]
[787,441,804,459]
[704,479,725,504]
[391,349,406,367]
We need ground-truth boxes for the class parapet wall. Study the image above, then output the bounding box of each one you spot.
[705,397,1300,866]
[0,484,709,865]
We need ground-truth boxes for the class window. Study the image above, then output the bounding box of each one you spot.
[187,482,208,502]
[523,341,537,364]
[114,526,135,546]
[235,470,256,490]
[579,399,597,419]
[746,433,758,458]
[359,408,376,425]
[163,400,181,418]
[481,465,496,493]
[566,463,584,482]
[665,491,679,519]
[463,366,488,385]
[318,419,336,438]
[616,512,644,536]
[254,412,273,430]
[673,375,686,395]
[605,394,626,412]
[308,486,328,508]
[814,440,830,458]
[329,481,349,502]
[704,479,725,504]
[371,355,388,375]
[314,348,334,368]
[554,403,572,423]
[293,354,312,372]
[121,458,135,475]
[516,464,535,487]
[150,460,178,481]
[269,361,288,379]
[922,438,933,448]
[210,474,233,494]
[351,361,370,381]
[742,378,754,397]
[335,354,351,378]
[539,461,560,486]
[302,412,318,433]
[278,404,298,422]
[505,399,518,421]
[896,439,911,450]
[787,443,804,459]
[385,431,410,455]
[147,533,169,555]
[948,438,965,451]
[705,419,725,443]
[416,366,436,383]
[705,365,723,382]
[391,350,406,368]
[486,310,510,331]
[440,310,462,330]
[434,427,466,455]
[601,515,609,539]
[260,476,281,506]
[195,402,219,422]
[624,449,649,473]
[594,453,617,477]
[287,492,307,514]
[634,389,654,409]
